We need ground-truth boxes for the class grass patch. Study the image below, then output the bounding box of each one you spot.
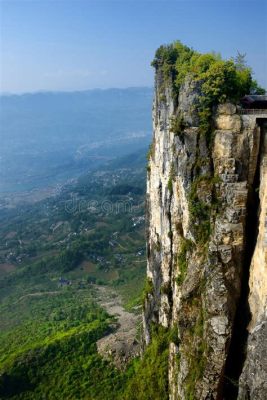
[170,114,186,140]
[121,324,170,400]
[175,238,194,286]
[142,277,154,305]
[185,305,207,400]
[188,175,222,244]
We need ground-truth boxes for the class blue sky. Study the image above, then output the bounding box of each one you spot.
[1,0,266,93]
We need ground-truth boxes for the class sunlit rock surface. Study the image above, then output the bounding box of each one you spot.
[144,66,267,399]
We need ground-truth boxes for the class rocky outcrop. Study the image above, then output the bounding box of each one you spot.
[144,65,267,399]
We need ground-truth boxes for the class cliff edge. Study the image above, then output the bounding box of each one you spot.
[144,42,267,400]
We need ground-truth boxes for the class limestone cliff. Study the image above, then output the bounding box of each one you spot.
[144,43,267,399]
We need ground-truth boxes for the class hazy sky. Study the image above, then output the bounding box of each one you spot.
[1,0,266,94]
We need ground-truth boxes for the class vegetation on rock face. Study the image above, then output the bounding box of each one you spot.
[175,238,194,286]
[123,324,179,400]
[142,277,154,304]
[152,41,265,143]
[146,141,156,161]
[185,302,206,400]
[170,113,186,139]
[122,325,170,400]
[151,41,255,246]
[149,41,264,398]
[188,176,212,244]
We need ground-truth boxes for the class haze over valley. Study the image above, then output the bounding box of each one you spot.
[0,88,152,195]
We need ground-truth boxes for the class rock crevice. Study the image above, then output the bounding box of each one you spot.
[144,65,267,399]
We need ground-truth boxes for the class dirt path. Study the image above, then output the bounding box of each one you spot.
[94,285,142,368]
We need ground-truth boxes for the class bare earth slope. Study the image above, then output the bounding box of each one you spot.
[95,285,141,368]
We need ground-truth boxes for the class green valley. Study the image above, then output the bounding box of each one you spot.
[0,151,148,399]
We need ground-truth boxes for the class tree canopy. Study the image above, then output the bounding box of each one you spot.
[152,40,265,101]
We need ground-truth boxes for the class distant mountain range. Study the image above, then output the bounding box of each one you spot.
[0,87,153,192]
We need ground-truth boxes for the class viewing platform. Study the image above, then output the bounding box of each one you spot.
[239,95,267,117]
[239,109,267,116]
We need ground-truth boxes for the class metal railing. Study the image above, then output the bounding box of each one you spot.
[239,109,267,115]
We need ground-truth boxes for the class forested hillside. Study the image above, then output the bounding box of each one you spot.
[0,151,148,399]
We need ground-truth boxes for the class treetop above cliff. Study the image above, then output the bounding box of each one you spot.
[152,41,265,104]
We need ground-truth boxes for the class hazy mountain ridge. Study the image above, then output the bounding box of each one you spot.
[0,88,153,192]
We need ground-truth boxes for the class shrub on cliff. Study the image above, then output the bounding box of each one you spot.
[152,40,265,146]
[152,40,264,102]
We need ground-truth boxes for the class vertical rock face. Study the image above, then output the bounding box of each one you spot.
[144,66,267,399]
[238,121,267,400]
